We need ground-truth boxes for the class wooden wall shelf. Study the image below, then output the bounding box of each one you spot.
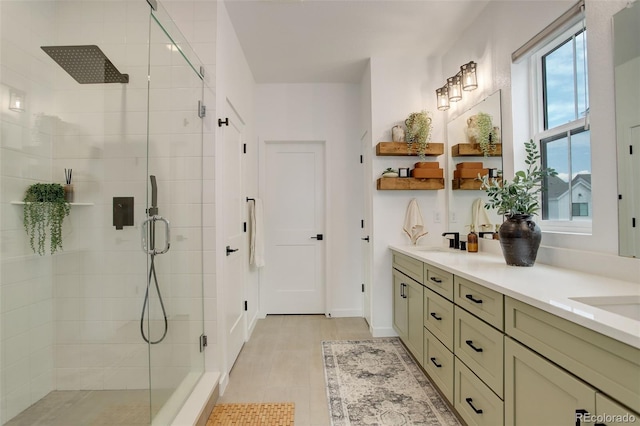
[377,177,445,190]
[452,178,501,190]
[376,142,444,157]
[451,143,502,157]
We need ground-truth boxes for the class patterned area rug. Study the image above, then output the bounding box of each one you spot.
[206,403,294,426]
[322,338,461,426]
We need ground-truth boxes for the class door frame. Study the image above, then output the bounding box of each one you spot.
[257,139,329,317]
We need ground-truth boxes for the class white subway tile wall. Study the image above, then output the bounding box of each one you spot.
[0,0,217,423]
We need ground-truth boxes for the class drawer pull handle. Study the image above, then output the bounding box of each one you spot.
[465,398,483,414]
[430,357,442,368]
[465,340,483,352]
[430,312,442,321]
[430,277,443,284]
[465,294,483,304]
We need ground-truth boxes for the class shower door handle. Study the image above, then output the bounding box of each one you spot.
[141,215,171,255]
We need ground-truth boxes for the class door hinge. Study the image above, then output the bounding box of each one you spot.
[243,143,247,154]
[631,145,634,155]
[218,117,229,127]
[360,155,363,164]
[244,301,248,311]
[243,222,247,232]
[619,194,623,200]
[362,283,365,293]
[199,334,208,352]
[198,101,206,118]
[633,218,636,228]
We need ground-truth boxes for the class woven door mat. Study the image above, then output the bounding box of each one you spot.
[206,403,295,426]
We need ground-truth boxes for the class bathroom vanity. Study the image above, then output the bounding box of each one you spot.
[390,246,640,426]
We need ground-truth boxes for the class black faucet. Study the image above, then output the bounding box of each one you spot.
[479,232,494,239]
[442,232,460,249]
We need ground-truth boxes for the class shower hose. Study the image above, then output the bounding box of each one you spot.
[140,222,169,344]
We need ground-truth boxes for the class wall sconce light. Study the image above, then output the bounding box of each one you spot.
[436,60,479,111]
[447,72,462,102]
[461,61,478,91]
[9,90,25,112]
[436,85,450,111]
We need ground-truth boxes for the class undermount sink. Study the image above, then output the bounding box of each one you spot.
[569,295,640,321]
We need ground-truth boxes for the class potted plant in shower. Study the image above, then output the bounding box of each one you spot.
[23,183,70,255]
[479,139,557,266]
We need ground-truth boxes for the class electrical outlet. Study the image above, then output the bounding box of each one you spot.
[433,211,441,223]
[450,211,457,223]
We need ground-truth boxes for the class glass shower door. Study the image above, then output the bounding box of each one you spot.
[144,6,205,424]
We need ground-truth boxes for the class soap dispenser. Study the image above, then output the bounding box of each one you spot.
[467,224,478,253]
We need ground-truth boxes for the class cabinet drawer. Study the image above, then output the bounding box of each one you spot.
[596,393,640,426]
[423,328,454,402]
[392,251,424,283]
[505,297,640,413]
[454,358,504,426]
[423,288,454,351]
[455,306,504,398]
[455,276,503,330]
[425,264,454,301]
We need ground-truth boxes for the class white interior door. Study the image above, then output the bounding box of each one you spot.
[261,141,325,314]
[223,105,245,368]
[361,134,372,326]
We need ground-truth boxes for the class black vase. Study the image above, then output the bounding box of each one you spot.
[498,214,541,266]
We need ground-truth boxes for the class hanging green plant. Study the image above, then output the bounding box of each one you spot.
[405,110,432,159]
[467,112,499,157]
[23,183,70,255]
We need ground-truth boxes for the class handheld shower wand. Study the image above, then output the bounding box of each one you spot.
[140,175,169,344]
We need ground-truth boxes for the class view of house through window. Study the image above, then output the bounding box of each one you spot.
[534,23,592,222]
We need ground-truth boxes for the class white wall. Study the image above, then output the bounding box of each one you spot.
[442,0,639,281]
[214,0,256,393]
[255,83,364,318]
[368,55,447,336]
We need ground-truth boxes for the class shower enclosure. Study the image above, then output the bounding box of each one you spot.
[0,1,208,424]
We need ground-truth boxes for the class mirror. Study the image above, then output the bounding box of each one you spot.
[446,90,503,238]
[614,2,640,258]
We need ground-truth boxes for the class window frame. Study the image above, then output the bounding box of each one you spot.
[529,19,592,235]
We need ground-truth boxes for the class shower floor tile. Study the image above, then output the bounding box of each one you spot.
[4,390,153,426]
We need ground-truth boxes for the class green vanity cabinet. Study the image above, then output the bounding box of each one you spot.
[390,249,639,426]
[505,336,596,426]
[392,253,424,363]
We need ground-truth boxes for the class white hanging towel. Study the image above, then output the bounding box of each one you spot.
[471,198,494,233]
[403,198,428,245]
[249,198,265,267]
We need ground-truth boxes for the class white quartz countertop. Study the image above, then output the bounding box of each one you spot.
[389,245,640,349]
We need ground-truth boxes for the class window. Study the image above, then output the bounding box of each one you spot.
[533,21,591,224]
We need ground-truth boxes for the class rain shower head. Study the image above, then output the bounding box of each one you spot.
[41,45,129,84]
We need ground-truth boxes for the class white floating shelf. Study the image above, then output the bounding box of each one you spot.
[11,201,94,206]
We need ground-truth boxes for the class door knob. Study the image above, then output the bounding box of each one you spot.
[310,234,323,240]
[361,236,370,242]
[226,246,238,256]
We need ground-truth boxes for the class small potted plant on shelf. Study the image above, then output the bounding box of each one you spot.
[23,183,71,255]
[381,167,399,178]
[405,110,432,159]
[479,139,557,266]
[466,112,500,156]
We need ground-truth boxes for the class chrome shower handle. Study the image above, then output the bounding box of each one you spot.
[141,215,171,255]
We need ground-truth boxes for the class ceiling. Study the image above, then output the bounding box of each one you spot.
[224,0,490,84]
